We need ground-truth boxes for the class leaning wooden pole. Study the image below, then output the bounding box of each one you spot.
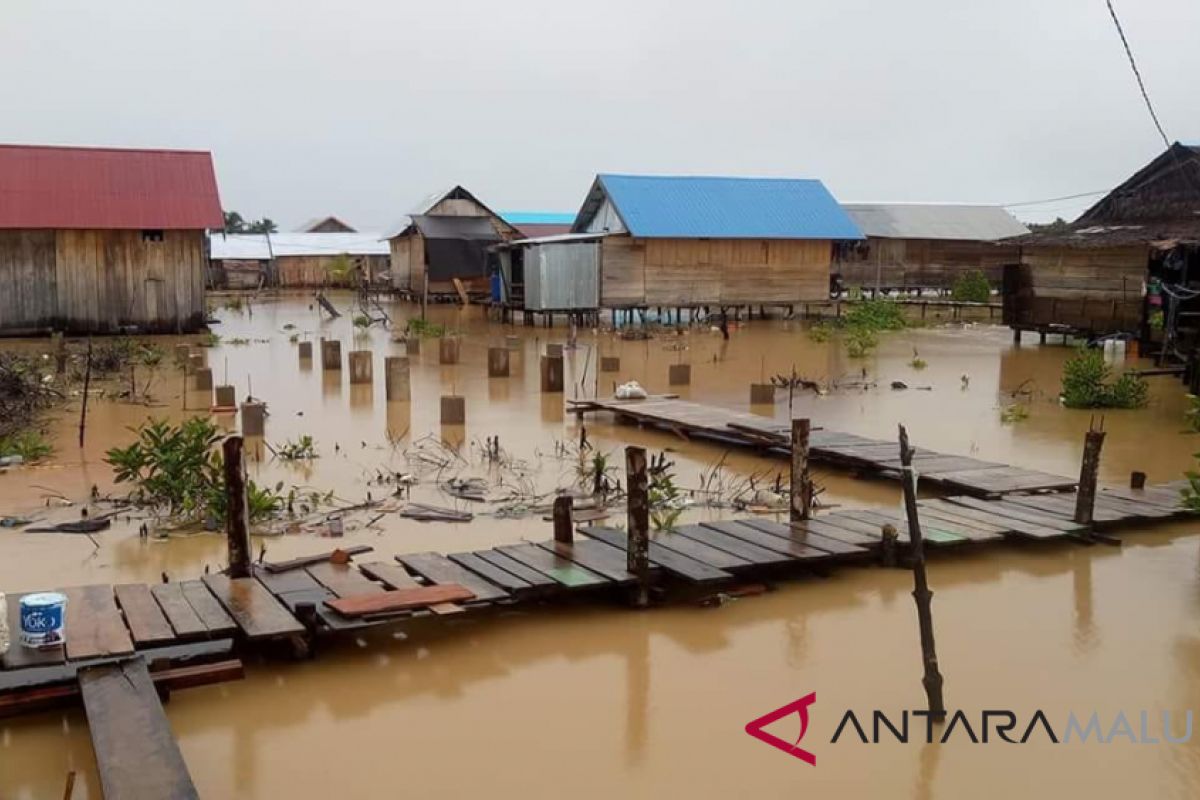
[223,435,252,579]
[898,424,946,720]
[1073,417,1106,527]
[790,418,812,522]
[626,446,650,608]
[77,338,93,449]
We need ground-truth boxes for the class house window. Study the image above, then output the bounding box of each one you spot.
[142,229,164,242]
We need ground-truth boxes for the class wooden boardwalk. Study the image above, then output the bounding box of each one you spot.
[0,481,1192,798]
[568,397,1077,497]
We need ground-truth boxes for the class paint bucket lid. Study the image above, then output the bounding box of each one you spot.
[22,592,66,606]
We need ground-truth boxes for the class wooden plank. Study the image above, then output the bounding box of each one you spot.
[934,497,1072,539]
[835,509,969,546]
[580,526,732,583]
[149,584,208,640]
[358,561,465,615]
[114,584,177,647]
[801,517,884,547]
[917,499,1016,534]
[738,519,867,556]
[326,585,475,617]
[945,496,1085,533]
[305,562,384,598]
[1101,485,1184,510]
[671,524,794,566]
[260,545,373,573]
[934,467,1076,494]
[470,550,559,591]
[648,529,752,570]
[61,585,134,662]
[495,544,610,588]
[397,552,510,603]
[444,552,543,594]
[1003,494,1126,523]
[79,658,199,800]
[906,506,1005,542]
[535,539,640,584]
[179,581,237,636]
[201,575,305,640]
[2,592,66,669]
[698,520,831,561]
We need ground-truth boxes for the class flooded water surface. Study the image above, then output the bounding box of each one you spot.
[2,293,1200,798]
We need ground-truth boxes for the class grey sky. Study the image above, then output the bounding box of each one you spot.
[2,0,1195,229]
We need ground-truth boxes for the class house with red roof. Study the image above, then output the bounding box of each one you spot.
[0,143,223,334]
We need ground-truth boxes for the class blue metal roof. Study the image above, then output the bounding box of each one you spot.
[500,211,577,225]
[583,174,863,240]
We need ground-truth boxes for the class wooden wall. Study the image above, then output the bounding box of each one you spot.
[0,229,208,334]
[1003,244,1147,333]
[834,238,1020,290]
[389,195,518,293]
[275,254,388,287]
[599,235,831,307]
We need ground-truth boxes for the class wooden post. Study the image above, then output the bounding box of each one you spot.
[626,446,650,608]
[790,418,812,521]
[750,383,776,404]
[898,424,946,720]
[880,523,899,568]
[541,355,564,392]
[78,338,92,448]
[384,356,410,401]
[348,351,373,384]
[214,385,236,409]
[488,347,510,377]
[440,395,465,424]
[1074,420,1106,526]
[600,356,620,372]
[553,495,574,544]
[439,336,460,364]
[297,341,313,361]
[1130,471,1147,490]
[52,332,66,375]
[668,363,691,386]
[240,402,266,436]
[223,436,252,579]
[320,339,341,371]
[194,366,213,391]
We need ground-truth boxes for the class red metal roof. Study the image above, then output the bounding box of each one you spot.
[0,144,224,230]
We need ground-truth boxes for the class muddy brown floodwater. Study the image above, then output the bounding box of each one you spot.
[2,292,1200,799]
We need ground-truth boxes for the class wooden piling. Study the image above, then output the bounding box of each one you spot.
[52,332,66,375]
[78,338,92,449]
[384,356,410,401]
[214,385,236,409]
[880,523,899,568]
[626,446,650,608]
[406,336,421,356]
[440,395,465,425]
[348,351,373,384]
[439,337,460,364]
[553,495,574,544]
[488,347,510,377]
[668,363,691,386]
[194,367,213,391]
[1130,471,1147,490]
[541,355,564,393]
[505,335,520,350]
[297,341,313,361]
[546,343,564,358]
[600,356,620,372]
[750,383,776,404]
[240,402,266,436]
[1074,421,1107,526]
[898,424,946,720]
[790,418,812,522]
[222,436,252,579]
[320,339,342,371]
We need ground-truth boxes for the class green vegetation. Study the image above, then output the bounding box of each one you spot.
[845,327,877,359]
[950,270,992,303]
[1060,347,1148,409]
[197,332,221,348]
[0,430,53,462]
[648,452,685,531]
[353,314,371,328]
[909,349,927,370]
[806,323,833,343]
[274,435,318,460]
[1186,395,1200,433]
[407,319,447,338]
[1000,404,1030,424]
[326,254,354,285]
[1150,310,1165,332]
[843,298,907,332]
[220,211,277,234]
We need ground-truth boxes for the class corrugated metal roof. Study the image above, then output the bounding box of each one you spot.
[514,223,573,239]
[209,232,389,260]
[841,203,1029,241]
[0,143,223,230]
[573,174,863,240]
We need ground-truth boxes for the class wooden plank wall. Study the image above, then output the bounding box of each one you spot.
[0,230,57,331]
[599,235,831,307]
[835,239,1020,290]
[275,254,388,288]
[51,230,206,334]
[1007,244,1147,332]
[389,195,518,292]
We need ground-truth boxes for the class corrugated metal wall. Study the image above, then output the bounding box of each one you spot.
[525,242,600,310]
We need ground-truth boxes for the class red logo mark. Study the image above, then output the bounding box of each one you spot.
[745,693,817,765]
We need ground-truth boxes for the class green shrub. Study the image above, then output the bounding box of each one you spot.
[845,327,878,358]
[407,319,446,338]
[0,430,53,462]
[1060,347,1148,409]
[844,299,906,332]
[950,271,992,303]
[807,323,833,343]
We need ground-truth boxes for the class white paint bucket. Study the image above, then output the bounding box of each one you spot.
[20,592,67,649]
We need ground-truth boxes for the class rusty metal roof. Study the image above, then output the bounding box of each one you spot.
[0,144,223,230]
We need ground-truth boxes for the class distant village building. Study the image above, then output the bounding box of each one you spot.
[386,186,520,300]
[834,204,1027,294]
[494,174,862,318]
[501,212,575,239]
[208,232,390,288]
[296,215,357,233]
[0,143,223,335]
[1004,142,1200,339]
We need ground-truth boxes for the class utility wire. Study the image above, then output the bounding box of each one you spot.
[1001,189,1108,208]
[1105,0,1170,148]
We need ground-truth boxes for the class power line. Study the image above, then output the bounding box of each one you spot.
[1105,0,1170,148]
[1001,189,1108,208]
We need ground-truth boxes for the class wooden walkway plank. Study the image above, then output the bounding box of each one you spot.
[494,544,610,588]
[937,497,1075,538]
[1090,493,1176,519]
[61,586,134,662]
[834,510,969,546]
[260,545,373,573]
[79,658,199,800]
[114,584,177,647]
[179,581,238,636]
[580,526,732,584]
[738,519,867,556]
[305,562,384,598]
[2,592,66,669]
[648,530,752,571]
[947,497,1085,532]
[535,539,640,584]
[671,524,795,566]
[1003,494,1127,523]
[917,500,1015,534]
[1101,485,1184,510]
[358,560,465,615]
[325,585,475,618]
[800,517,884,547]
[150,584,209,640]
[252,568,373,631]
[471,550,560,591]
[201,575,305,640]
[397,552,510,603]
[698,520,831,561]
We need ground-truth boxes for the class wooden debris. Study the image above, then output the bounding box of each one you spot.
[261,545,373,573]
[325,584,475,617]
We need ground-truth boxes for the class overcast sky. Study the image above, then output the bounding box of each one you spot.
[2,0,1195,229]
